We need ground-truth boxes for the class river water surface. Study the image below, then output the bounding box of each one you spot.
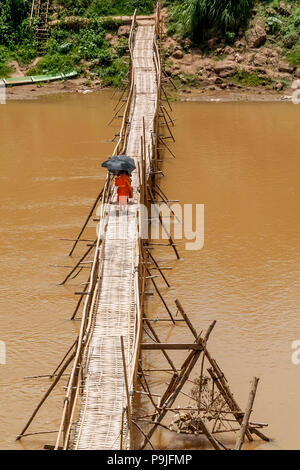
[0,91,299,449]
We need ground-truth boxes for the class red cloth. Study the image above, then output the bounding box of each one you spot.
[115,174,133,201]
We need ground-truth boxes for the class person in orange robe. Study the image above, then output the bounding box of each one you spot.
[115,171,133,208]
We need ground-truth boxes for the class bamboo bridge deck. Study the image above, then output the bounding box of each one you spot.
[66,19,158,450]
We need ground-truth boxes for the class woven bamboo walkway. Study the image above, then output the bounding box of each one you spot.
[72,20,157,450]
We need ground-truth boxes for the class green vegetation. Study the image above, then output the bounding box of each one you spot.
[0,0,31,46]
[229,69,269,86]
[167,0,254,41]
[0,46,12,77]
[25,20,128,85]
[0,1,38,77]
[228,69,290,89]
[0,0,299,86]
[0,0,142,83]
[58,0,155,17]
[257,1,300,58]
[287,47,300,65]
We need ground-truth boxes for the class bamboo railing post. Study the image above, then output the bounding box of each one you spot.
[235,378,259,450]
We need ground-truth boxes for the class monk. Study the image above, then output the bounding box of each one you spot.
[115,171,133,208]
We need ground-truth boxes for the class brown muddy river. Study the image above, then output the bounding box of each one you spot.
[0,91,299,450]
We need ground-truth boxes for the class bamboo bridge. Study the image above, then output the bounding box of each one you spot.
[56,8,165,450]
[17,4,270,451]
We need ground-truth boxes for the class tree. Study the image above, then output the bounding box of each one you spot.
[0,0,31,45]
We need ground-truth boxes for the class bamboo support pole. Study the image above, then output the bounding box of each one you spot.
[145,266,174,323]
[175,299,198,339]
[162,70,178,90]
[141,340,203,448]
[235,378,259,450]
[120,336,133,449]
[113,85,129,111]
[50,339,78,378]
[138,365,159,412]
[120,407,125,450]
[207,366,254,443]
[141,323,216,448]
[147,186,180,259]
[145,247,170,287]
[152,187,180,223]
[157,136,176,159]
[161,104,175,126]
[142,314,178,373]
[107,100,126,126]
[70,274,91,320]
[17,351,76,441]
[132,420,155,450]
[68,188,103,257]
[161,85,173,112]
[60,242,96,285]
[197,415,223,450]
[160,321,216,410]
[141,343,203,350]
[159,105,175,141]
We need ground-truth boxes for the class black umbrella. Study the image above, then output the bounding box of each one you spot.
[101,155,136,175]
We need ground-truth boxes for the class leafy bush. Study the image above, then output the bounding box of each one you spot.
[225,31,236,44]
[230,69,268,87]
[32,53,76,74]
[266,16,282,33]
[93,56,128,86]
[98,49,113,65]
[282,29,298,48]
[116,37,128,56]
[13,38,38,65]
[77,29,106,59]
[287,47,300,66]
[281,7,300,48]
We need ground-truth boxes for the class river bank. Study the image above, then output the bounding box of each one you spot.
[5,76,294,102]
